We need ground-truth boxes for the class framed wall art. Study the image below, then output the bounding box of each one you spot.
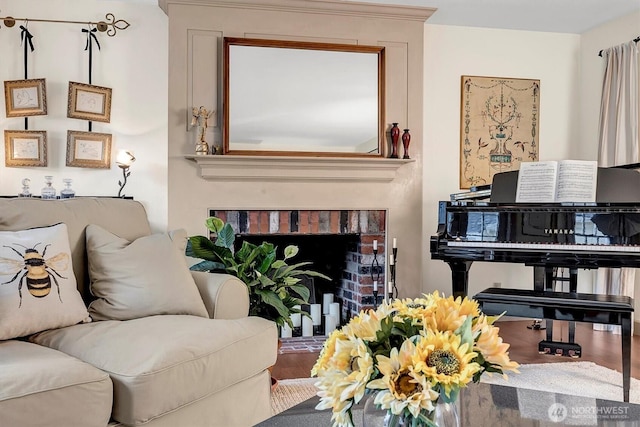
[66,130,112,168]
[4,130,47,167]
[67,81,112,123]
[459,75,540,189]
[4,78,48,117]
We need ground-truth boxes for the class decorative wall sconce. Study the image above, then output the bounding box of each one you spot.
[116,150,135,198]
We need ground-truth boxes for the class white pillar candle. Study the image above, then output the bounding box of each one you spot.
[329,302,340,324]
[373,280,378,292]
[388,281,393,294]
[390,254,394,266]
[310,304,322,325]
[393,237,397,248]
[302,316,313,337]
[291,305,301,328]
[373,240,378,251]
[325,315,337,335]
[322,293,334,314]
[281,323,292,338]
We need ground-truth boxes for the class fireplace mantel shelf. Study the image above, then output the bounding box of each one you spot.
[185,155,414,182]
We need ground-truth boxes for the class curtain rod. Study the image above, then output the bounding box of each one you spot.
[598,36,640,57]
[0,13,130,37]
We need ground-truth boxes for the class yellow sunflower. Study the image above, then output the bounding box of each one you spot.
[424,294,480,333]
[367,339,439,418]
[315,369,354,427]
[311,328,346,376]
[391,297,435,326]
[413,331,481,398]
[315,337,375,427]
[341,308,384,341]
[473,315,520,375]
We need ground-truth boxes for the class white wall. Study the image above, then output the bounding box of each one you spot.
[0,0,168,231]
[422,25,582,296]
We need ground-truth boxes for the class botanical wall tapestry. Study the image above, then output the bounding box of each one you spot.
[460,75,540,189]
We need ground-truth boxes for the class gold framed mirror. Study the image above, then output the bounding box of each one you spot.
[223,37,385,157]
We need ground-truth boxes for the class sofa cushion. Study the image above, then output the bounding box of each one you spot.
[0,197,152,300]
[0,340,112,427]
[30,314,278,426]
[86,225,208,321]
[0,223,90,340]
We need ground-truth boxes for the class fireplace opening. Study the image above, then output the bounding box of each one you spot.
[210,209,386,339]
[236,233,360,307]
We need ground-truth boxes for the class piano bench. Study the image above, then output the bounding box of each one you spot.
[473,287,634,403]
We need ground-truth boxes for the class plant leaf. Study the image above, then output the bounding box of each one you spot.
[287,284,310,302]
[216,223,236,249]
[283,245,299,260]
[205,217,225,233]
[186,236,230,261]
[189,260,224,271]
[255,288,289,319]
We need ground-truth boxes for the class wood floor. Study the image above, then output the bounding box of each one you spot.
[271,320,640,380]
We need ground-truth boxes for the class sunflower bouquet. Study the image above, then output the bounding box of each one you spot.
[311,291,519,427]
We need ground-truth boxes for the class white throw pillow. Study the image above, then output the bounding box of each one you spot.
[0,223,90,340]
[86,225,208,321]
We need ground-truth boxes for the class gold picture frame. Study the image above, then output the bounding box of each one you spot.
[4,130,47,167]
[67,81,112,123]
[4,78,47,117]
[460,75,540,189]
[66,130,112,168]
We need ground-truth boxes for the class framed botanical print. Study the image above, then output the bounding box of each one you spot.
[460,75,540,189]
[67,81,112,123]
[4,78,48,117]
[4,130,47,167]
[66,130,112,168]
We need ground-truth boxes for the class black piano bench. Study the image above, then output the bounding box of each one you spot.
[473,287,634,403]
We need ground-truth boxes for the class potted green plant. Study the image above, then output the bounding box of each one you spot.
[186,217,330,328]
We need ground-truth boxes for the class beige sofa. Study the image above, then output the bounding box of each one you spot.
[0,197,278,427]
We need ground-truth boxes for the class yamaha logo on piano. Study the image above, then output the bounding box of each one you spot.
[544,229,575,235]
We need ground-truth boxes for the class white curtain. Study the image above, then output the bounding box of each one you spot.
[595,40,639,333]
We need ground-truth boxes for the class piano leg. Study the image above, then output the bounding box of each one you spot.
[447,260,472,298]
[622,312,631,402]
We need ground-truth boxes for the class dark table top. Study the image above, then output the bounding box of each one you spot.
[258,382,640,426]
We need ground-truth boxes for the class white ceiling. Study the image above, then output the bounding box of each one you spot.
[354,0,640,34]
[119,0,640,34]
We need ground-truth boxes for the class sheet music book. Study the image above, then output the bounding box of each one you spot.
[516,160,598,203]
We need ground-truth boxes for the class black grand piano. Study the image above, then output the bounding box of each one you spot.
[431,165,640,298]
[430,165,639,402]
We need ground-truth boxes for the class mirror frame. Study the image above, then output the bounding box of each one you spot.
[222,37,385,157]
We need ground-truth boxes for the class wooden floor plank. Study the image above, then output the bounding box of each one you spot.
[272,320,640,380]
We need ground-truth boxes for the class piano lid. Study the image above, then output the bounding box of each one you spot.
[490,166,640,204]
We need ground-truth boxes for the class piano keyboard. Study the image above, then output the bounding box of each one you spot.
[446,240,640,253]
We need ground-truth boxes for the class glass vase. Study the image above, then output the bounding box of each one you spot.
[363,391,460,427]
[431,398,460,427]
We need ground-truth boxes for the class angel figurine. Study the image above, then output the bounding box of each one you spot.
[191,106,215,155]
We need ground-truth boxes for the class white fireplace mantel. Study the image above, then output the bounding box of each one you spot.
[185,155,414,182]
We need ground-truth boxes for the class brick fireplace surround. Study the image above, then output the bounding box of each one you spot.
[210,209,387,322]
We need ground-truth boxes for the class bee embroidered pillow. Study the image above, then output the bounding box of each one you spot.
[0,223,90,340]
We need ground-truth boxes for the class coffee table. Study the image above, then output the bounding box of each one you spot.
[258,382,640,426]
